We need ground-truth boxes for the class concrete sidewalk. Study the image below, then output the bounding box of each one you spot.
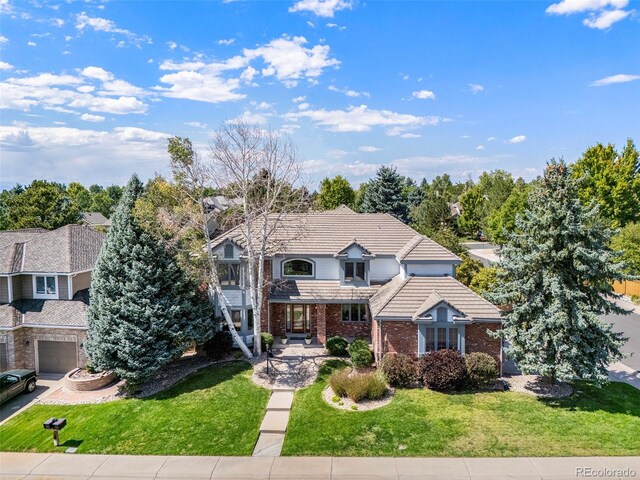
[1,452,639,479]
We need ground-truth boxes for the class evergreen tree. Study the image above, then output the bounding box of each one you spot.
[491,160,628,384]
[360,166,409,222]
[85,175,211,385]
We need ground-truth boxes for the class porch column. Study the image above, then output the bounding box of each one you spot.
[317,304,327,344]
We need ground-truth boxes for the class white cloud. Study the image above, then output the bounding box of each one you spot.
[399,133,421,139]
[546,0,628,15]
[156,35,339,102]
[469,83,484,94]
[289,0,353,18]
[328,149,349,158]
[326,22,346,30]
[487,136,496,142]
[293,96,306,102]
[546,0,631,29]
[590,73,640,86]
[69,95,147,114]
[506,135,527,144]
[243,35,339,86]
[81,66,113,82]
[226,111,269,124]
[0,35,8,44]
[358,146,381,152]
[329,85,370,97]
[285,104,440,133]
[476,145,485,150]
[218,38,235,45]
[0,61,14,70]
[75,12,152,47]
[27,41,37,47]
[100,79,147,96]
[0,125,170,185]
[297,102,310,110]
[77,85,95,93]
[583,8,631,28]
[185,121,207,128]
[80,113,105,122]
[412,90,435,100]
[167,41,177,50]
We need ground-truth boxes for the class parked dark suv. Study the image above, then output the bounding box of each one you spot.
[0,370,37,404]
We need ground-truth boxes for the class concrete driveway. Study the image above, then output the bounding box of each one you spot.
[601,298,640,371]
[0,374,64,424]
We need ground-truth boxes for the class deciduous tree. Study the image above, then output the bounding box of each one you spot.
[315,175,355,210]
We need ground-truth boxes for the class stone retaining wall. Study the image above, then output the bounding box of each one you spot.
[64,368,117,392]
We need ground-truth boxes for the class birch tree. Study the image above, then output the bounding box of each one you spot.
[168,123,306,357]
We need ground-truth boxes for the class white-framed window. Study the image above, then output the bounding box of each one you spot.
[421,324,463,354]
[33,275,58,299]
[282,259,314,277]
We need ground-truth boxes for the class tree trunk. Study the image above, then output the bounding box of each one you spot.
[209,285,253,359]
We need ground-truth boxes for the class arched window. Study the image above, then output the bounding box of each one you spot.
[283,259,314,277]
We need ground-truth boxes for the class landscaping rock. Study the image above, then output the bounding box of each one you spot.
[322,385,394,411]
[503,374,573,398]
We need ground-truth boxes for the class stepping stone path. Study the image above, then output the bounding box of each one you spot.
[253,389,294,457]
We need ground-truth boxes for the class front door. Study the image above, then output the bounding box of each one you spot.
[287,304,310,334]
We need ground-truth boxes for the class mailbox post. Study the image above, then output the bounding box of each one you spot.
[43,417,67,446]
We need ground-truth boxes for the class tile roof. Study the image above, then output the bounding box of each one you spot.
[0,225,105,274]
[395,234,458,262]
[212,210,460,261]
[269,279,380,303]
[0,289,89,328]
[369,275,501,321]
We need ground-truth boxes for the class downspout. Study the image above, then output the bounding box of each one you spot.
[377,318,383,364]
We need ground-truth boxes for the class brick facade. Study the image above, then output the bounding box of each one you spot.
[377,320,419,359]
[1,327,87,372]
[465,322,502,365]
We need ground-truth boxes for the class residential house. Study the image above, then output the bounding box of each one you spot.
[210,206,503,366]
[0,225,104,373]
[81,212,112,229]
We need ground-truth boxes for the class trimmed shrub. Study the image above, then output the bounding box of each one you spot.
[465,352,498,388]
[380,353,417,388]
[203,331,233,360]
[350,348,373,369]
[261,332,274,352]
[418,349,468,391]
[349,338,370,353]
[329,369,387,402]
[326,336,348,356]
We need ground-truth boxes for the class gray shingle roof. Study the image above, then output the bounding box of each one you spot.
[395,234,458,262]
[81,212,111,226]
[270,279,380,303]
[0,289,89,327]
[0,225,105,274]
[212,210,460,261]
[369,275,501,321]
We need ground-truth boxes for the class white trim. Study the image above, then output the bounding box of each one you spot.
[281,258,315,278]
[0,324,87,331]
[67,276,72,300]
[32,275,59,300]
[1,269,94,277]
[6,275,13,303]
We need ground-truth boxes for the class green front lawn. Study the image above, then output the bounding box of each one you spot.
[282,360,640,457]
[0,361,269,456]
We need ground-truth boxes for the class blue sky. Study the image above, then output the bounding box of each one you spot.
[1,0,638,190]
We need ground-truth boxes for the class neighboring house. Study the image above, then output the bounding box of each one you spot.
[210,206,503,366]
[81,212,112,229]
[203,196,243,235]
[0,225,105,374]
[448,201,462,219]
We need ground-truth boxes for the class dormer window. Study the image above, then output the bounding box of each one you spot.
[224,244,234,259]
[344,261,365,281]
[283,259,314,277]
[34,275,58,299]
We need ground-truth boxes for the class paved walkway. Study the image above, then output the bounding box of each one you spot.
[251,342,327,457]
[1,452,639,479]
[609,362,640,390]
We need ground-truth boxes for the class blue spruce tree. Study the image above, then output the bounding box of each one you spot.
[360,166,409,222]
[491,160,628,384]
[85,174,211,385]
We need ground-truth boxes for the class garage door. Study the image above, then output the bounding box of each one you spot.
[0,343,7,372]
[37,341,77,374]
